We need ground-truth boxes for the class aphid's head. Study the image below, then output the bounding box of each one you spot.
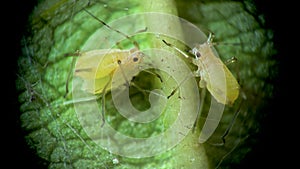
[191,43,210,60]
[128,51,144,65]
[192,48,201,59]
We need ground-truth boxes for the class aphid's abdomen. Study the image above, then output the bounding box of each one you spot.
[82,76,112,94]
[223,65,239,105]
[75,49,130,79]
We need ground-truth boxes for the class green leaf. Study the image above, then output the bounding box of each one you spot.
[17,0,277,168]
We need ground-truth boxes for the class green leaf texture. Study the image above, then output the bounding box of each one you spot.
[16,0,277,168]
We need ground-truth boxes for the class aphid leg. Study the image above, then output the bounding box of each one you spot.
[130,82,149,97]
[64,57,77,98]
[225,56,242,86]
[199,78,206,88]
[214,103,249,169]
[224,56,238,66]
[192,88,206,132]
[161,39,190,97]
[166,73,193,99]
[100,80,111,127]
[64,50,81,98]
[136,27,148,33]
[206,32,215,45]
[211,54,245,145]
[209,99,244,146]
[117,60,130,87]
[167,87,178,99]
[162,39,202,100]
[142,69,163,83]
[128,71,164,99]
[116,59,148,97]
[214,132,246,169]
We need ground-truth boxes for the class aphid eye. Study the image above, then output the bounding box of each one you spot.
[133,57,139,62]
[196,52,201,58]
[117,60,122,64]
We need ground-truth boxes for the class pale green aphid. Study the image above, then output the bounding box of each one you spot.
[163,33,240,144]
[74,48,143,95]
[192,33,239,105]
[74,8,144,95]
[164,33,240,105]
[65,8,144,126]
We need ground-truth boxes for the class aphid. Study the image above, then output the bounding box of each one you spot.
[163,33,240,143]
[163,33,240,105]
[191,33,239,105]
[65,8,144,126]
[74,48,143,94]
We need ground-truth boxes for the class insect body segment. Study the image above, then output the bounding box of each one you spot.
[191,34,239,105]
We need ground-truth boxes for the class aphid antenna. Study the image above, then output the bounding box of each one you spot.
[211,41,241,47]
[162,39,190,58]
[82,8,140,49]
